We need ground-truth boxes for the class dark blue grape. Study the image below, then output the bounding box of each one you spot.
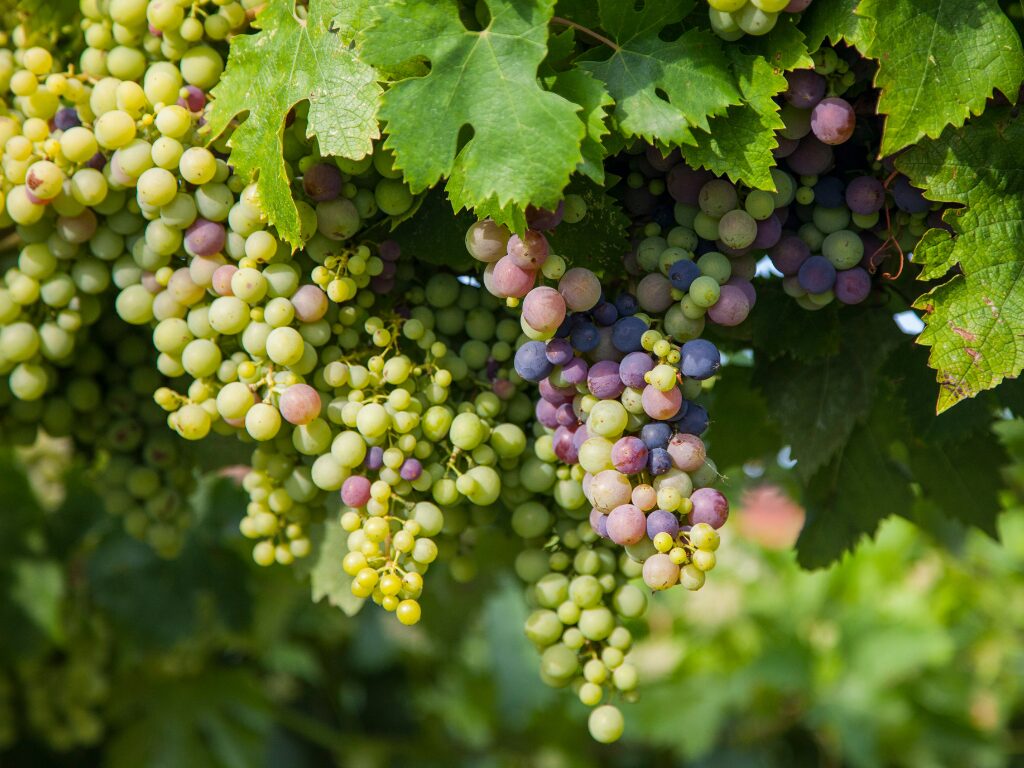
[891,176,929,214]
[640,422,673,450]
[798,255,837,293]
[675,403,709,436]
[514,341,554,382]
[680,339,721,380]
[668,259,701,291]
[592,301,618,326]
[813,176,844,208]
[614,293,639,316]
[611,316,647,353]
[648,448,672,475]
[570,322,600,353]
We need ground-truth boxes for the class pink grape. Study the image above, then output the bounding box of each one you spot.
[291,284,328,322]
[535,399,559,428]
[560,356,588,385]
[707,284,751,327]
[302,163,342,201]
[522,286,567,333]
[189,254,225,287]
[539,377,575,405]
[642,553,680,590]
[689,488,729,529]
[611,436,649,475]
[526,203,564,230]
[279,384,321,425]
[591,469,632,512]
[558,268,601,311]
[212,264,237,296]
[506,230,549,269]
[785,0,812,9]
[631,483,658,511]
[465,219,509,263]
[636,273,673,313]
[641,384,682,420]
[57,210,97,243]
[726,277,757,308]
[572,424,590,453]
[811,98,856,146]
[341,475,371,507]
[491,256,536,298]
[667,433,706,472]
[606,503,647,546]
[553,425,579,463]
[618,352,654,389]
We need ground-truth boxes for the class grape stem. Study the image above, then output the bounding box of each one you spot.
[550,17,619,51]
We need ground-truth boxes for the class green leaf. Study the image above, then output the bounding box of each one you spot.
[10,559,65,644]
[755,308,902,481]
[386,187,477,272]
[578,0,739,147]
[800,0,871,51]
[748,284,840,361]
[681,53,786,190]
[307,522,365,616]
[704,365,782,469]
[797,407,913,568]
[206,0,381,248]
[549,68,613,183]
[358,0,585,227]
[858,0,1024,156]
[741,15,814,72]
[897,107,1024,412]
[545,177,629,272]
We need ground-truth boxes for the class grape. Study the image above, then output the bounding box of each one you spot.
[522,287,567,334]
[668,259,701,291]
[507,230,549,269]
[605,504,646,545]
[642,553,680,590]
[797,255,837,293]
[618,351,655,389]
[514,341,554,382]
[736,5,779,34]
[698,179,738,217]
[786,0,813,9]
[610,436,649,474]
[279,384,321,425]
[636,273,673,313]
[491,256,536,299]
[846,176,886,214]
[717,209,758,249]
[679,339,720,380]
[558,268,601,311]
[465,219,510,262]
[689,488,729,528]
[835,267,872,305]
[784,69,826,109]
[823,229,864,269]
[891,176,930,214]
[641,385,682,420]
[785,137,833,176]
[811,98,856,145]
[610,316,647,353]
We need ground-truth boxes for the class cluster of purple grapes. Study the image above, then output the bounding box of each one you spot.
[466,219,729,594]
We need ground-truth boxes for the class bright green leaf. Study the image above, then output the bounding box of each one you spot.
[800,0,870,51]
[898,107,1024,412]
[578,0,739,147]
[358,0,585,228]
[741,15,814,72]
[858,0,1024,156]
[549,68,613,183]
[206,0,381,248]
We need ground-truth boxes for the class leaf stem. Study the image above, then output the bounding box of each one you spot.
[550,16,619,52]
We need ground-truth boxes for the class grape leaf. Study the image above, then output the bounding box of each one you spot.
[308,522,365,616]
[577,0,740,147]
[741,15,814,72]
[206,0,381,249]
[704,365,782,470]
[800,0,871,51]
[549,68,613,184]
[897,107,1024,413]
[358,0,585,229]
[749,285,840,361]
[386,187,477,272]
[797,407,913,568]
[754,308,901,481]
[545,177,629,273]
[857,0,1024,156]
[681,53,786,190]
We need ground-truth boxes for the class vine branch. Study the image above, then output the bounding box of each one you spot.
[550,16,619,51]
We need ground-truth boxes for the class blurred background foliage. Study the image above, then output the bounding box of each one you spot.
[1,418,1023,768]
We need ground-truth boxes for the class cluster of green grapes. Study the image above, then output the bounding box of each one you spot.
[706,0,812,39]
[13,610,111,751]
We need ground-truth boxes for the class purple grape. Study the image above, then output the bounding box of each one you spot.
[618,351,655,389]
[667,165,714,206]
[774,136,799,159]
[178,85,205,112]
[675,403,709,436]
[835,267,871,305]
[845,176,886,214]
[785,70,826,109]
[891,176,929,214]
[553,425,579,463]
[641,422,672,450]
[752,214,782,249]
[379,240,400,261]
[811,98,855,145]
[184,218,226,257]
[611,436,649,474]
[798,255,837,293]
[689,488,729,529]
[680,339,721,380]
[539,377,574,405]
[637,273,673,313]
[86,152,107,170]
[555,403,577,427]
[526,202,564,231]
[365,446,384,470]
[646,509,680,540]
[302,163,342,202]
[648,448,672,475]
[593,326,625,363]
[545,338,574,365]
[645,145,680,171]
[785,137,834,176]
[611,316,647,353]
[400,459,423,481]
[572,424,590,452]
[370,277,395,293]
[624,186,657,216]
[515,341,553,383]
[590,508,609,538]
[769,234,811,275]
[669,259,702,291]
[706,284,751,327]
[668,433,706,472]
[588,360,625,399]
[786,0,813,10]
[54,108,81,130]
[535,399,559,428]
[726,277,757,308]
[560,356,589,385]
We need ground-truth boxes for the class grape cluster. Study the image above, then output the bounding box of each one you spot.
[707,0,813,39]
